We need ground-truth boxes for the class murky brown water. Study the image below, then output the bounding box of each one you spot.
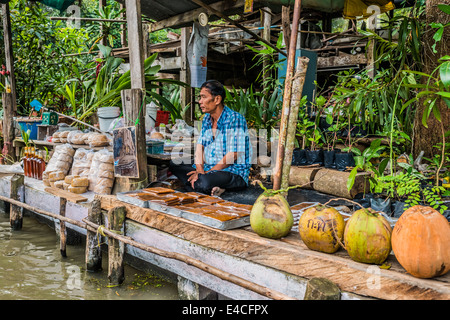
[0,213,179,300]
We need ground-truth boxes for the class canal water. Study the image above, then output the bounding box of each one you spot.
[0,212,179,300]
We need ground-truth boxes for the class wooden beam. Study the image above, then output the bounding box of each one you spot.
[150,0,245,32]
[125,0,145,89]
[50,17,127,23]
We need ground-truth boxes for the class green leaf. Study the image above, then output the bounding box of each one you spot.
[435,91,450,98]
[437,4,450,15]
[440,61,450,89]
[347,166,359,191]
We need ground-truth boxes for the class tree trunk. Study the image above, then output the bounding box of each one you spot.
[414,0,450,159]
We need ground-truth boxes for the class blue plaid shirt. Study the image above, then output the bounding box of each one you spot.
[194,106,252,184]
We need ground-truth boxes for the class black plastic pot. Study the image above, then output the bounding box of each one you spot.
[370,197,392,215]
[323,150,336,168]
[334,152,355,171]
[392,201,407,218]
[292,148,308,166]
[306,149,323,166]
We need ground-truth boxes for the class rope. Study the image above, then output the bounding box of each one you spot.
[96,224,124,248]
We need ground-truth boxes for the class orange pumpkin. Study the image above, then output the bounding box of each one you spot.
[392,205,450,279]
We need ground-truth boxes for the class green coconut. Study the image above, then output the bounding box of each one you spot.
[250,182,293,239]
[344,208,392,265]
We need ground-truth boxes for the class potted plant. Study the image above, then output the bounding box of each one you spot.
[305,95,327,166]
[322,103,346,168]
[294,102,314,166]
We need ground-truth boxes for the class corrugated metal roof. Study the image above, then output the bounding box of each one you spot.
[140,0,224,22]
[134,0,346,25]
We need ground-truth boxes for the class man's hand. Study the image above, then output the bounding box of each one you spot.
[187,169,205,188]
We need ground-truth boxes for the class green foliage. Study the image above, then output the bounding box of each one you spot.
[4,0,89,114]
[225,86,282,139]
[246,34,286,94]
[84,2,125,50]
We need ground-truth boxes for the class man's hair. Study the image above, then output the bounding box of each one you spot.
[201,80,225,104]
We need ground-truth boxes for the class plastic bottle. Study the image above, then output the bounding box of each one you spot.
[23,147,29,177]
[39,150,46,180]
[26,147,33,178]
[30,147,36,178]
[35,150,44,180]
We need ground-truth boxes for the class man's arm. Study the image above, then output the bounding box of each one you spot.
[207,151,238,172]
[194,143,205,174]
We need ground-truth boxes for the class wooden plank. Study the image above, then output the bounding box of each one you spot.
[97,194,450,300]
[44,187,88,203]
[317,53,367,69]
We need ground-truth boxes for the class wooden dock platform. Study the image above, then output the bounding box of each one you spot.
[0,175,449,300]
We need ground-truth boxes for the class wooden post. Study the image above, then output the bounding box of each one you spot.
[180,27,193,125]
[177,276,218,300]
[86,197,103,272]
[304,278,341,300]
[59,197,67,257]
[262,7,272,114]
[9,174,23,230]
[114,89,148,192]
[281,6,291,53]
[2,92,16,164]
[120,3,127,47]
[1,3,17,114]
[99,0,107,46]
[107,206,126,286]
[125,0,145,89]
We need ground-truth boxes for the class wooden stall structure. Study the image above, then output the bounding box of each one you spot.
[1,0,447,302]
[0,174,448,300]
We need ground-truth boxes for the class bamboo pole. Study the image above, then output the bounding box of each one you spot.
[280,56,309,191]
[272,0,302,190]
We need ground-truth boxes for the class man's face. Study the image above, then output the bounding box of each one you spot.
[199,88,221,114]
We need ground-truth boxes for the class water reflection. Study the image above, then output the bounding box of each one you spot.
[0,213,179,300]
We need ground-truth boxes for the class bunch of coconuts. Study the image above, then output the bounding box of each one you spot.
[250,183,393,266]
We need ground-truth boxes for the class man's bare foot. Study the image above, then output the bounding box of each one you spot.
[211,187,225,197]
